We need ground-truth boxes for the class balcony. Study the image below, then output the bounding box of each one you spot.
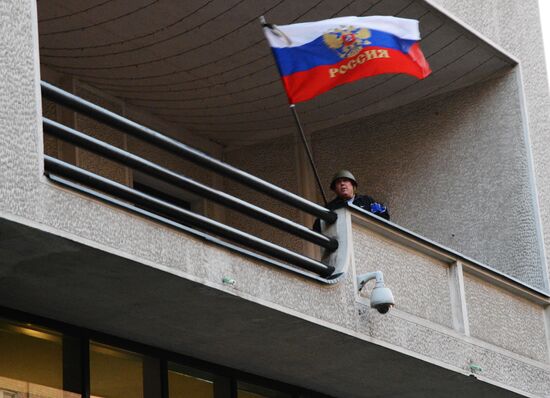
[0,80,545,396]
[35,0,548,293]
[0,0,549,397]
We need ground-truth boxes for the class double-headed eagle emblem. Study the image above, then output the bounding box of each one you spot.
[323,26,371,59]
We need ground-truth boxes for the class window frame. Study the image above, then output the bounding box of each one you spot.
[0,306,331,398]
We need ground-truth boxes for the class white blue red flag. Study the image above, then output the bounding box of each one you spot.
[263,16,432,104]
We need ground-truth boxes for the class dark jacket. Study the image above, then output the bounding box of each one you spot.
[327,195,390,220]
[314,195,390,231]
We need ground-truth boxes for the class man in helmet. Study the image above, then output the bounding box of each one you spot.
[326,169,389,219]
[313,169,389,231]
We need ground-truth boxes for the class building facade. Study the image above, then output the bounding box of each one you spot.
[1,0,550,397]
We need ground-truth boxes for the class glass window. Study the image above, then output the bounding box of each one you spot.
[0,318,78,398]
[237,381,291,398]
[168,363,213,398]
[90,342,145,398]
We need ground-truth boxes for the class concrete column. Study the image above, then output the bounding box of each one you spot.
[294,131,322,258]
[143,357,163,398]
[448,261,470,335]
[213,376,233,398]
[57,76,78,165]
[543,305,550,363]
[206,165,227,223]
[0,0,44,205]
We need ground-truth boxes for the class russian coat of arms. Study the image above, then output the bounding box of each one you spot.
[323,26,371,59]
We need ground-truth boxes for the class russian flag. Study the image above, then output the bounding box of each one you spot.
[263,16,432,104]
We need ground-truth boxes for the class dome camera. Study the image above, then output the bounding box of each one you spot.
[357,271,395,314]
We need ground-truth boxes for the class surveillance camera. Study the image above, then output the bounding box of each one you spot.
[374,303,392,314]
[357,271,395,314]
[369,285,395,314]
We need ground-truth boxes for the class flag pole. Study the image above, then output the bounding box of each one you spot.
[260,16,328,205]
[289,104,328,206]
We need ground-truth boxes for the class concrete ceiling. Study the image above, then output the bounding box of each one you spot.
[37,0,515,148]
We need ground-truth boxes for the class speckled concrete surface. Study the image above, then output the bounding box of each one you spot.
[464,273,548,362]
[356,299,550,397]
[430,0,550,299]
[353,225,454,329]
[0,0,42,222]
[1,0,550,396]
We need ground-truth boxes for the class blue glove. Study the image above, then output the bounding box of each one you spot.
[370,202,386,214]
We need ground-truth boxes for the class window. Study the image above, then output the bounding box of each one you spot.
[168,363,214,398]
[0,319,75,398]
[90,342,146,398]
[0,315,320,398]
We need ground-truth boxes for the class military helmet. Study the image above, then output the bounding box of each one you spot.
[330,169,357,190]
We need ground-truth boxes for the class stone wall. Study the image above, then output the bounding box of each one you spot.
[311,71,544,289]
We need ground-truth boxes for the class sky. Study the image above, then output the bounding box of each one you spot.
[540,0,550,81]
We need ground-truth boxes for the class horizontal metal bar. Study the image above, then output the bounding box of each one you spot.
[41,81,337,224]
[47,174,344,284]
[44,156,335,277]
[43,118,338,251]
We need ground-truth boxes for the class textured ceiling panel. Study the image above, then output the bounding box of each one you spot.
[38,0,515,148]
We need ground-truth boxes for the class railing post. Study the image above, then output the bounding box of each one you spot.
[543,305,550,364]
[448,261,470,336]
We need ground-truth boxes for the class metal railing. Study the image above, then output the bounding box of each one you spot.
[41,81,338,278]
